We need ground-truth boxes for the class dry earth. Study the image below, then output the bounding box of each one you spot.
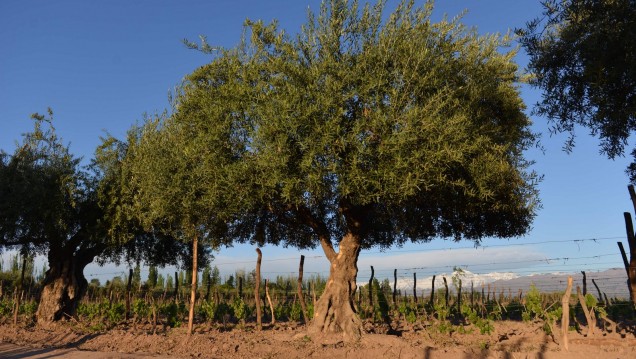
[1,320,635,358]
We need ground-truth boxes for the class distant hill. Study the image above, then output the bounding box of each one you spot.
[378,268,630,300]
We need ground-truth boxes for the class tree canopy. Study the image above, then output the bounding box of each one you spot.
[165,0,540,339]
[517,0,636,177]
[178,0,540,249]
[0,110,202,322]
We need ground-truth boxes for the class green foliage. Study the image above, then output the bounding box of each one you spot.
[160,302,183,328]
[231,297,249,321]
[461,304,494,335]
[397,302,418,324]
[168,0,540,251]
[522,284,561,335]
[132,298,149,319]
[106,302,126,324]
[517,0,636,177]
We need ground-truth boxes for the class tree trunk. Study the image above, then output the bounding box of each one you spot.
[187,235,198,335]
[308,233,363,341]
[36,255,90,323]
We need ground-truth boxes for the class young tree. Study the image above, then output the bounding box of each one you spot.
[177,0,539,340]
[517,0,636,175]
[115,113,233,335]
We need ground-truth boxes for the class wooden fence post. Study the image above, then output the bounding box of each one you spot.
[457,279,462,314]
[265,279,275,325]
[561,276,573,351]
[173,272,179,300]
[581,271,587,296]
[126,268,133,320]
[429,275,436,306]
[412,273,417,303]
[393,269,397,309]
[443,277,449,307]
[577,286,595,337]
[368,266,374,309]
[591,278,604,305]
[298,255,308,323]
[255,248,263,330]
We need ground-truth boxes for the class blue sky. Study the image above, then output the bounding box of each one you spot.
[1,1,632,284]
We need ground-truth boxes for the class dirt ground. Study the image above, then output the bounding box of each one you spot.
[1,320,635,359]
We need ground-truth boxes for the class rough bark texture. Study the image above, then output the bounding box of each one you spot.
[308,233,363,341]
[36,255,90,323]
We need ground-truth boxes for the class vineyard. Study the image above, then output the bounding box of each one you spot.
[1,248,635,357]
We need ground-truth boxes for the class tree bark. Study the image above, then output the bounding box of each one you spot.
[36,252,92,323]
[308,233,363,341]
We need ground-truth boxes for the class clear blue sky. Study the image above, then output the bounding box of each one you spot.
[1,1,632,284]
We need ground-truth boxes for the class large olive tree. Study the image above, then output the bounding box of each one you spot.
[173,0,539,339]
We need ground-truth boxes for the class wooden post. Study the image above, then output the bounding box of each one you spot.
[265,279,275,325]
[577,286,595,336]
[297,255,308,323]
[173,272,179,300]
[238,276,243,299]
[457,279,462,314]
[206,273,211,301]
[591,278,604,305]
[393,269,397,309]
[581,271,587,296]
[561,276,573,351]
[412,272,417,303]
[622,204,636,306]
[13,257,27,326]
[126,268,133,320]
[255,248,263,330]
[187,234,199,335]
[429,275,436,306]
[443,277,449,307]
[368,266,374,309]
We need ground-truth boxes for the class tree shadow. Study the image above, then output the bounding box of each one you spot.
[0,343,75,359]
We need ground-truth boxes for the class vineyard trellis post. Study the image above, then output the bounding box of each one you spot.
[591,278,604,305]
[429,275,436,306]
[126,268,133,320]
[412,273,417,303]
[620,185,636,307]
[392,269,397,310]
[443,277,449,307]
[297,255,308,323]
[581,271,587,296]
[368,266,374,309]
[561,276,573,351]
[254,248,262,330]
[173,272,178,300]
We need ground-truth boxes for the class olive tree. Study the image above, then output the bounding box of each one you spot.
[517,0,636,174]
[175,0,539,339]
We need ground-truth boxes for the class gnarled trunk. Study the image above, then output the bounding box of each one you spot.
[36,255,90,323]
[308,233,363,341]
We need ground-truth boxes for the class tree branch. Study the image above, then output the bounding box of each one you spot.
[295,204,336,262]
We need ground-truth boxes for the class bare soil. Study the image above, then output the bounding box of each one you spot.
[1,320,635,358]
